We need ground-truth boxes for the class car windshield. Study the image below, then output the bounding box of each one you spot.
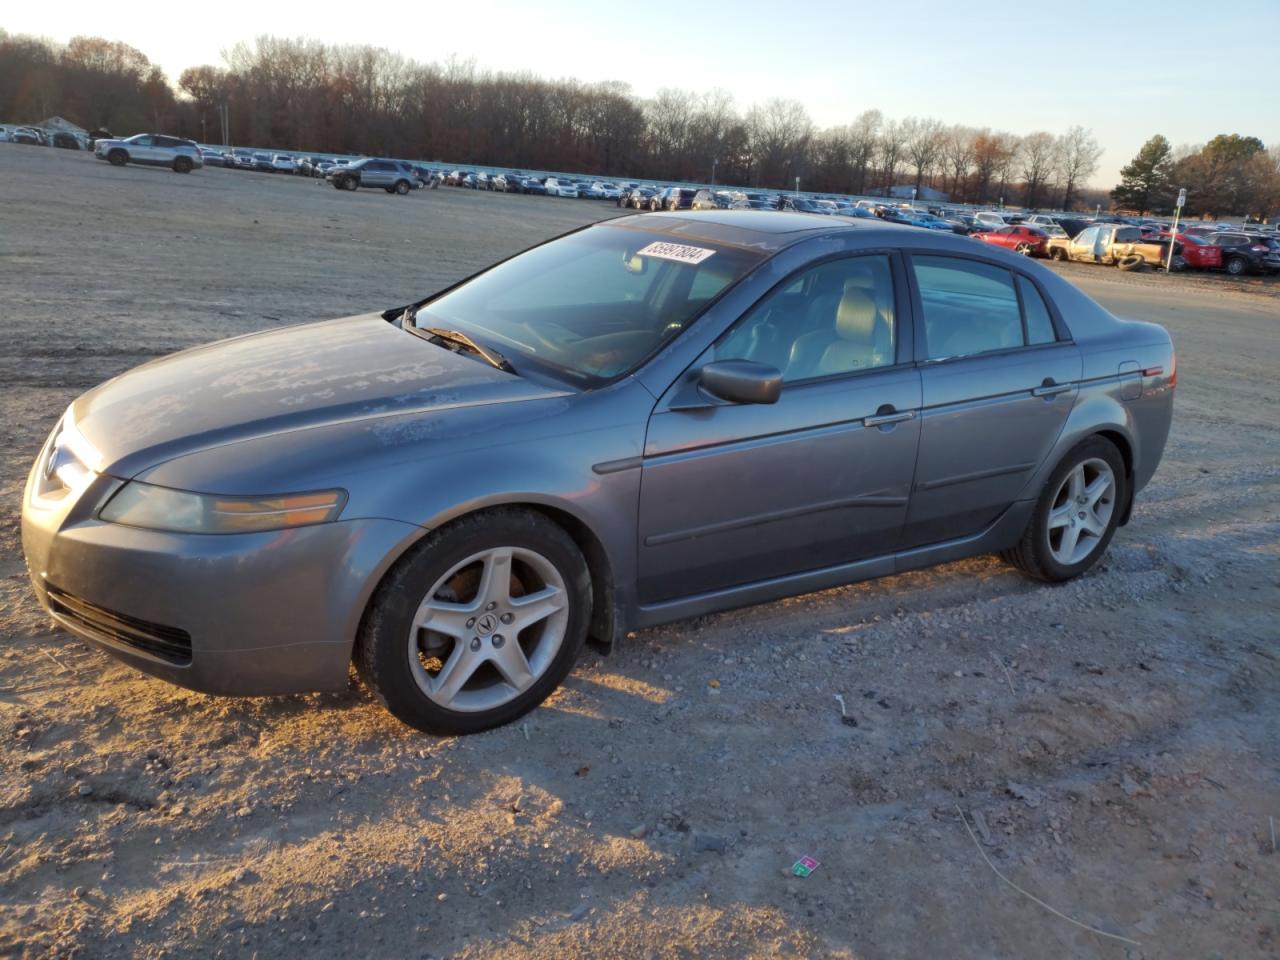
[414,225,764,385]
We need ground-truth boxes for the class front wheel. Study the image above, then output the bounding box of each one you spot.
[356,509,592,735]
[345,176,359,191]
[1050,247,1068,261]
[1014,242,1032,256]
[107,149,127,166]
[1002,437,1126,582]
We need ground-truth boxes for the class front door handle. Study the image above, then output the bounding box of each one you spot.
[864,409,915,427]
[1031,381,1072,398]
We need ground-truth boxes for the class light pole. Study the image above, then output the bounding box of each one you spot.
[795,177,800,196]
[711,159,717,186]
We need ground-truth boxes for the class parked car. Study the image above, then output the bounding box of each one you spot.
[50,132,81,150]
[1165,233,1223,271]
[974,225,1051,256]
[1046,224,1167,268]
[11,127,47,146]
[520,177,548,195]
[1197,232,1277,275]
[20,211,1174,735]
[270,154,295,174]
[94,134,203,173]
[650,187,715,212]
[544,178,578,198]
[618,187,651,208]
[970,211,1009,229]
[252,153,275,172]
[330,158,417,194]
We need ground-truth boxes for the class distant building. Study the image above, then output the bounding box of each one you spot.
[889,184,949,202]
[37,116,89,147]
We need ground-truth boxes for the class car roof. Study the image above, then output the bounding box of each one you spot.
[604,209,948,253]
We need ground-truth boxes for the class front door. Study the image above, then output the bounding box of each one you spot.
[637,253,922,604]
[902,254,1081,547]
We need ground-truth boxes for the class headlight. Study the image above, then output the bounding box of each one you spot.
[99,481,346,534]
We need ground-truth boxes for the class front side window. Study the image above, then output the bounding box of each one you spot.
[415,226,763,385]
[913,256,1023,359]
[712,255,897,382]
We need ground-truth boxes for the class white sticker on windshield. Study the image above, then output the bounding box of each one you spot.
[636,241,716,265]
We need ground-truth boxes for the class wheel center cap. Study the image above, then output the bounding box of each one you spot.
[476,613,499,637]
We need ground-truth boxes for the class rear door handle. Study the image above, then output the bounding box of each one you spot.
[1031,382,1072,398]
[864,410,915,427]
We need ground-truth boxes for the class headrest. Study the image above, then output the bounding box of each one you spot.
[835,288,877,341]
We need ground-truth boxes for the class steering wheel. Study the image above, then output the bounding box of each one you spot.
[520,319,579,356]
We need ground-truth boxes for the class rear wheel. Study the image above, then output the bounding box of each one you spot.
[1002,437,1126,582]
[356,509,592,735]
[395,179,410,195]
[173,156,193,173]
[107,149,127,166]
[1225,256,1247,276]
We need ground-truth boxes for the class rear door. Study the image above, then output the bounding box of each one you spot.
[637,253,922,603]
[902,253,1080,547]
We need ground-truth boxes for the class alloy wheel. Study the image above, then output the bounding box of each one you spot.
[407,547,568,713]
[1046,458,1116,566]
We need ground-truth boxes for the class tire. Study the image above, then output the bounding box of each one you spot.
[1050,247,1068,261]
[172,156,193,173]
[355,508,592,735]
[1170,255,1188,272]
[1116,254,1145,272]
[1225,256,1247,276]
[395,179,410,195]
[1014,242,1032,256]
[1001,436,1127,583]
[385,187,395,193]
[107,149,127,167]
[345,176,359,191]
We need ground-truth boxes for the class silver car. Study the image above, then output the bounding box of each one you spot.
[21,212,1175,734]
[328,158,417,194]
[94,134,203,173]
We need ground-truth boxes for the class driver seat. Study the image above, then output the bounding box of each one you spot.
[786,284,891,379]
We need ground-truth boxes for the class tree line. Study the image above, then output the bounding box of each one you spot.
[3,30,1270,216]
[1112,134,1279,220]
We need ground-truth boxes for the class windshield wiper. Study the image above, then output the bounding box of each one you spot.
[416,322,514,373]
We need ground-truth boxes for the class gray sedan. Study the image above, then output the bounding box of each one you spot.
[21,212,1175,734]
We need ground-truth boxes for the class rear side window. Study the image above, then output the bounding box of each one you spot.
[913,257,1023,359]
[1017,276,1057,345]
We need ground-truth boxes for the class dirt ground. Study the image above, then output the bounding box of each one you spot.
[0,144,1276,960]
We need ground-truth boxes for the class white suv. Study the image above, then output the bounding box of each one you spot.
[94,134,204,173]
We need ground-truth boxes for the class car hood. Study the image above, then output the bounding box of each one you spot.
[70,313,567,478]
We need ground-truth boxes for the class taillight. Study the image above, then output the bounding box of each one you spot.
[1168,350,1176,388]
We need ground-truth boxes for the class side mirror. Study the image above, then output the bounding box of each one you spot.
[699,360,783,405]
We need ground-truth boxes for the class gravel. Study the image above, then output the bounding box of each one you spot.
[0,144,1276,959]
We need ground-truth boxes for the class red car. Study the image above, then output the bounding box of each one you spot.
[1155,231,1224,270]
[973,225,1049,256]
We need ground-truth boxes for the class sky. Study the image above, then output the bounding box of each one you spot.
[6,0,1278,187]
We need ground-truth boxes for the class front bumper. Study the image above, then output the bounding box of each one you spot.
[21,467,423,696]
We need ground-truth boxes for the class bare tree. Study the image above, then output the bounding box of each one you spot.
[848,109,881,195]
[1056,125,1102,211]
[1018,131,1059,209]
[877,117,907,193]
[746,98,813,188]
[902,117,944,194]
[940,125,976,200]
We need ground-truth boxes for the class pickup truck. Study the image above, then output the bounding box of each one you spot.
[1044,224,1169,269]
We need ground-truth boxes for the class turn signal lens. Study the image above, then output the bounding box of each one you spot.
[100,481,346,534]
